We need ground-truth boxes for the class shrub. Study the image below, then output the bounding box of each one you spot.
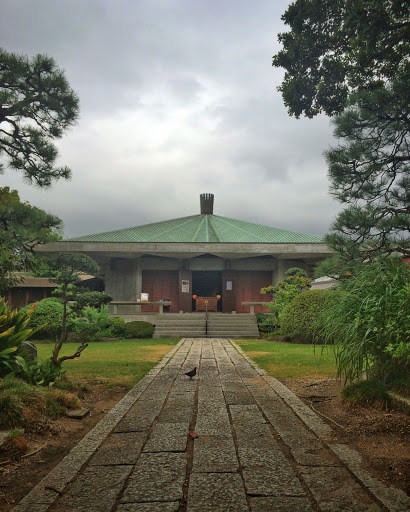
[0,299,37,377]
[21,298,66,339]
[319,258,410,384]
[70,306,126,341]
[280,290,337,343]
[341,380,391,408]
[70,320,100,342]
[109,317,126,338]
[255,313,279,334]
[261,269,312,327]
[125,321,154,339]
[14,356,65,386]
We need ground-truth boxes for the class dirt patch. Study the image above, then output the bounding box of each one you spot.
[280,377,410,496]
[0,384,127,511]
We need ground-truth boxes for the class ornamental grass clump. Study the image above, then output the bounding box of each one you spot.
[318,259,410,385]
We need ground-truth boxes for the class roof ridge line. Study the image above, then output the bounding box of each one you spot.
[208,215,222,242]
[192,216,206,242]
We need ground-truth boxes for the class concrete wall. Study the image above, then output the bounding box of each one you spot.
[102,254,319,314]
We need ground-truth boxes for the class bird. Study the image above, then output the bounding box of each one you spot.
[185,367,197,379]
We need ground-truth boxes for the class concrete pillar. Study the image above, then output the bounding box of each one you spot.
[272,259,287,284]
[135,259,142,313]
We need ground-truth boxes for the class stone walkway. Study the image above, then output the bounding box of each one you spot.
[13,339,410,512]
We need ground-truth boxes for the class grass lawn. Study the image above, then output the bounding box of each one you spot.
[36,339,180,388]
[235,339,337,379]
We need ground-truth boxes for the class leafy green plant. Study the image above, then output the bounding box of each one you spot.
[70,306,124,341]
[285,267,307,277]
[0,299,37,377]
[280,290,337,343]
[109,317,126,338]
[14,356,65,386]
[318,259,410,384]
[255,313,279,334]
[21,298,66,339]
[125,321,154,339]
[260,268,312,327]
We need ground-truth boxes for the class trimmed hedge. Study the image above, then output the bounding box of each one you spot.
[280,290,336,343]
[109,317,126,338]
[125,321,154,339]
[21,298,66,339]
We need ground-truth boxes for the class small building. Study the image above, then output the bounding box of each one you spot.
[6,274,103,309]
[6,275,57,309]
[38,194,333,320]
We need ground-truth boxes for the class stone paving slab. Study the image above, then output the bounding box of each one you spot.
[187,473,249,512]
[121,452,186,504]
[249,496,315,512]
[192,434,238,473]
[51,465,133,512]
[90,431,147,465]
[12,337,410,512]
[143,422,189,452]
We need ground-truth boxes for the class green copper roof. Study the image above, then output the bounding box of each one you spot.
[67,214,324,244]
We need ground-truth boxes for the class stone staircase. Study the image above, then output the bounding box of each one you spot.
[207,313,259,338]
[153,313,206,338]
[153,313,259,339]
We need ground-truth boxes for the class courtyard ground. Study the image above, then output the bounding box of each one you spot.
[0,340,409,510]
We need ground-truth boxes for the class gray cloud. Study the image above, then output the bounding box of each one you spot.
[0,0,341,239]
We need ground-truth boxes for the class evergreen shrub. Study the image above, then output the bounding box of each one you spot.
[21,298,66,339]
[109,317,126,338]
[280,290,336,343]
[125,321,154,339]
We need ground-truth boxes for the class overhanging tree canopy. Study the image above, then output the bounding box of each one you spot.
[0,186,62,293]
[0,49,79,187]
[273,0,410,261]
[272,0,410,118]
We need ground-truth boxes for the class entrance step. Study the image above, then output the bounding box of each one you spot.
[153,314,259,338]
[207,314,259,338]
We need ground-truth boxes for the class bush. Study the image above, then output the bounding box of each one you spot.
[14,356,65,386]
[70,320,100,342]
[125,321,154,339]
[21,298,66,339]
[280,290,337,343]
[109,317,126,338]
[319,258,410,384]
[255,313,279,334]
[70,306,126,341]
[0,299,37,377]
[341,380,391,408]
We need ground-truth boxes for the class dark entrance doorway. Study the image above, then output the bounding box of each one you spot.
[192,271,222,311]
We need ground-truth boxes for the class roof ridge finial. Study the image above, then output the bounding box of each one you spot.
[200,193,214,215]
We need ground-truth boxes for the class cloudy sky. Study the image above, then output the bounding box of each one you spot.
[0,0,341,239]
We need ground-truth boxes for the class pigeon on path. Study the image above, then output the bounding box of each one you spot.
[185,367,197,379]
